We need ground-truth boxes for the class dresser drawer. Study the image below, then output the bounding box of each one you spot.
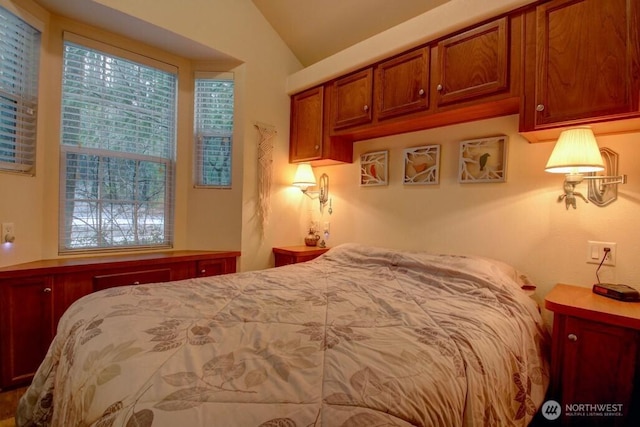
[93,268,172,291]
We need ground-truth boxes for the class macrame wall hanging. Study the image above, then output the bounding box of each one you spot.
[254,122,277,237]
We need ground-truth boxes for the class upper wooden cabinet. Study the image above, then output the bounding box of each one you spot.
[375,47,430,120]
[521,0,640,132]
[434,17,509,107]
[289,85,352,164]
[330,68,373,130]
[290,86,324,162]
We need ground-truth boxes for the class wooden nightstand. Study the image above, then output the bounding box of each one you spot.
[545,284,640,426]
[272,245,330,267]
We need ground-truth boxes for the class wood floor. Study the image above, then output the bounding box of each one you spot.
[0,387,26,427]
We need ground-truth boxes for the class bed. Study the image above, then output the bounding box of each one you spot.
[16,243,550,427]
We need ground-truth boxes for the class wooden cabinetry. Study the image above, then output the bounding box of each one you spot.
[0,250,239,388]
[545,284,640,426]
[273,246,330,267]
[330,68,373,130]
[434,17,509,107]
[521,0,640,137]
[0,277,54,387]
[290,12,523,160]
[289,86,352,164]
[290,86,324,162]
[375,47,430,120]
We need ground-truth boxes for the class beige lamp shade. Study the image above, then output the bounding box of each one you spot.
[545,127,605,174]
[292,163,316,189]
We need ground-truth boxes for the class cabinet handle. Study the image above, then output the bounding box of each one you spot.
[568,333,578,342]
[536,104,545,112]
[418,88,425,96]
[314,145,319,150]
[436,84,443,92]
[133,281,140,285]
[200,269,206,275]
[363,104,369,112]
[43,287,52,293]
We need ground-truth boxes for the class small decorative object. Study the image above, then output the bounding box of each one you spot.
[458,136,508,183]
[304,230,320,246]
[360,150,388,186]
[403,145,440,185]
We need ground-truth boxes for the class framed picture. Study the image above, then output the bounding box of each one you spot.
[360,150,388,186]
[403,145,440,185]
[458,136,508,183]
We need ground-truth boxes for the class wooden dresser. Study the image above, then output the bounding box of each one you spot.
[0,250,240,389]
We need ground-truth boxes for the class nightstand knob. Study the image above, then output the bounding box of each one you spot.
[568,333,578,342]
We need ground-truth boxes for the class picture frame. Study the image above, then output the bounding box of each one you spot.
[403,145,440,185]
[360,150,388,186]
[458,136,508,183]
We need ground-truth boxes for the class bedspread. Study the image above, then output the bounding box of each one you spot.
[17,244,549,427]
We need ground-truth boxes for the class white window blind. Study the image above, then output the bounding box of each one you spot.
[60,39,177,252]
[0,5,40,174]
[194,73,234,187]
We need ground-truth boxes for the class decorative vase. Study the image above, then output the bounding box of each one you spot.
[304,231,320,247]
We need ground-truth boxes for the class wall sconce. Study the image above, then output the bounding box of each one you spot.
[292,163,330,212]
[545,127,627,209]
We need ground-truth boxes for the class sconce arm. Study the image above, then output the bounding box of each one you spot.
[582,174,627,186]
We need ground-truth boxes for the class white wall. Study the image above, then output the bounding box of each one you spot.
[306,114,640,325]
[0,0,304,270]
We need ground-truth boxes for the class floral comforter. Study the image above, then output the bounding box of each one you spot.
[17,244,549,427]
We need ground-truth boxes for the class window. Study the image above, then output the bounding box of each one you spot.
[60,35,177,252]
[0,5,41,174]
[194,72,234,187]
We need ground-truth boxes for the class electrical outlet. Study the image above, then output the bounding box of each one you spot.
[586,241,617,266]
[2,222,15,243]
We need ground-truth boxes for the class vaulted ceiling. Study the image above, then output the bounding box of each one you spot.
[34,0,449,65]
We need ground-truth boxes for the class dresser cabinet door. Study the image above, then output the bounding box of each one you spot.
[557,315,638,425]
[0,277,54,387]
[196,258,236,277]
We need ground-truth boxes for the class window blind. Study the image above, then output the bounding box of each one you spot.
[60,40,177,252]
[0,6,40,173]
[194,73,234,187]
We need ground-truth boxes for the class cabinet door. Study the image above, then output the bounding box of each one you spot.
[558,316,637,425]
[196,258,237,277]
[290,86,324,162]
[375,47,430,120]
[435,17,509,107]
[532,0,639,127]
[0,277,54,387]
[331,69,373,129]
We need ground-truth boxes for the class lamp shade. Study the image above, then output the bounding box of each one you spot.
[545,127,605,174]
[292,163,316,189]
